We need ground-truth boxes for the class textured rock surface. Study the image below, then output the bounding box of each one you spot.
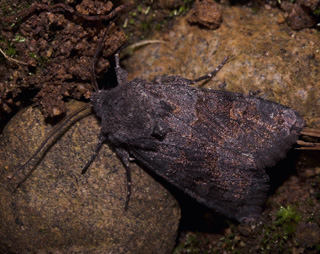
[187,0,222,29]
[123,5,320,129]
[0,100,180,254]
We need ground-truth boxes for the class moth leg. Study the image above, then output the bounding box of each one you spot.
[82,133,107,174]
[115,148,132,211]
[193,56,228,83]
[114,51,128,86]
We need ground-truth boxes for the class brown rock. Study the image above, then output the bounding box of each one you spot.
[281,1,317,30]
[0,100,180,254]
[188,0,222,30]
[298,0,320,11]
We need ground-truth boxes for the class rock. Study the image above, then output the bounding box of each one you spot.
[188,0,222,30]
[0,100,180,254]
[281,1,318,30]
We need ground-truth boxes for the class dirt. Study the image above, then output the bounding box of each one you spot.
[0,0,127,126]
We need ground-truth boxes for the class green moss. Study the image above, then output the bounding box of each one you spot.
[170,0,195,17]
[217,233,241,253]
[275,205,302,235]
[129,18,135,25]
[0,37,17,62]
[0,32,27,63]
[12,35,26,43]
[124,0,195,42]
[29,52,37,59]
[313,9,320,16]
[260,205,302,253]
[137,5,143,13]
[181,0,195,15]
[173,232,202,254]
[5,47,16,57]
[174,230,243,254]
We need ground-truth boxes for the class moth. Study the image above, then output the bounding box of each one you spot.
[87,52,305,223]
[9,31,305,224]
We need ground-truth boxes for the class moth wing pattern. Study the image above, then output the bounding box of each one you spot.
[120,76,305,223]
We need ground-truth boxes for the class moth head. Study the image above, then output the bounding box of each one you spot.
[90,90,107,118]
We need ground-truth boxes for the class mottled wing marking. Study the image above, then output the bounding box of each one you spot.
[129,80,304,222]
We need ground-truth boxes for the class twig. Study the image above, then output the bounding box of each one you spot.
[296,140,320,148]
[2,3,133,25]
[121,40,170,57]
[301,127,320,138]
[0,48,29,66]
[296,127,320,150]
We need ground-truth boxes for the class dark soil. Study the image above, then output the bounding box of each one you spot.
[0,0,127,129]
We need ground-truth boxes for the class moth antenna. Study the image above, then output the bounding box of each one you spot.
[193,56,228,83]
[91,21,117,91]
[8,104,92,188]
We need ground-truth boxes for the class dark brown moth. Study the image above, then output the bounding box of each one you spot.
[7,18,305,223]
[83,52,305,223]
